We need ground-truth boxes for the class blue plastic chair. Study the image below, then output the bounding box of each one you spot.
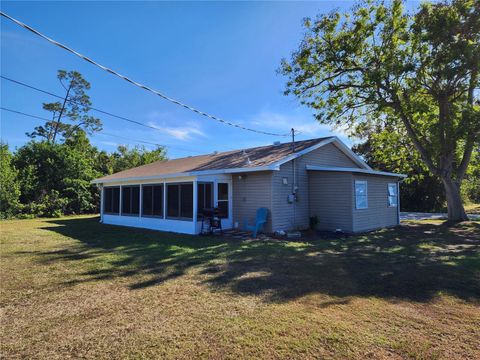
[244,208,268,237]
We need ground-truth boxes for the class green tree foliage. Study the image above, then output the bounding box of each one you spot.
[354,124,480,211]
[0,143,22,218]
[281,0,480,221]
[14,135,100,216]
[1,69,168,219]
[109,145,167,173]
[352,127,447,211]
[9,135,167,218]
[27,70,102,143]
[462,145,480,203]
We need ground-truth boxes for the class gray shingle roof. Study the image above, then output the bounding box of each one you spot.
[94,137,333,182]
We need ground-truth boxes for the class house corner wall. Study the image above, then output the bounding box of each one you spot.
[308,172,354,232]
[271,142,361,232]
[232,171,273,232]
[352,174,399,232]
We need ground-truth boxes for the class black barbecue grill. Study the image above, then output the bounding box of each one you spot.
[199,207,223,235]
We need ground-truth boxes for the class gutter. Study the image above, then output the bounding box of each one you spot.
[305,165,407,178]
[91,164,281,185]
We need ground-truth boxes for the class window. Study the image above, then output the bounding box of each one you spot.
[355,181,368,209]
[217,183,229,218]
[388,183,398,207]
[197,182,213,217]
[142,184,163,217]
[122,186,140,215]
[104,187,120,214]
[167,183,193,219]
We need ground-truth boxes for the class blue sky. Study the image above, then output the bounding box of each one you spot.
[3,1,374,158]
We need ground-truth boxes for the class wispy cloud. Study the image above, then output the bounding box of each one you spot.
[249,109,335,137]
[147,121,206,141]
[145,111,206,141]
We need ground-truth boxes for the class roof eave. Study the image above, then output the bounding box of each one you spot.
[306,165,407,178]
[91,164,280,185]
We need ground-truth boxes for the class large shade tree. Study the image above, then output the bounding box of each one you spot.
[281,0,480,221]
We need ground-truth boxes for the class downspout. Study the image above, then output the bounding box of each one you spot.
[291,128,297,230]
[397,179,403,225]
[99,184,104,223]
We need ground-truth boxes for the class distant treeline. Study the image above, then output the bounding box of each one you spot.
[1,134,166,218]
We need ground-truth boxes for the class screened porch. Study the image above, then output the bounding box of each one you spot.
[100,175,232,234]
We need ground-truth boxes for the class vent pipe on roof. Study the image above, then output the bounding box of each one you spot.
[273,141,281,146]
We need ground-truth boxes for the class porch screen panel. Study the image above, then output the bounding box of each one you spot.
[167,183,193,219]
[104,188,112,213]
[122,186,140,215]
[167,184,180,217]
[153,185,163,216]
[142,184,163,217]
[112,187,120,213]
[142,186,153,215]
[122,187,131,214]
[104,187,120,215]
[180,184,193,218]
[197,182,213,217]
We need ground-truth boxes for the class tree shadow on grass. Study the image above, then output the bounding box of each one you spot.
[31,217,480,304]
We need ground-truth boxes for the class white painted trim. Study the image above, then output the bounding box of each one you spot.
[306,165,407,178]
[91,166,277,184]
[102,214,197,234]
[100,186,104,223]
[193,179,198,224]
[397,181,401,224]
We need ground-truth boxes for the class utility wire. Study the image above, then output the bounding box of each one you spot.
[0,106,203,153]
[1,75,162,132]
[1,11,292,137]
[1,76,298,151]
[2,75,302,139]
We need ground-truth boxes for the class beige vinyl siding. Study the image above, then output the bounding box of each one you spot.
[271,162,303,231]
[352,174,399,232]
[271,142,362,231]
[299,142,361,168]
[308,172,353,232]
[232,171,273,232]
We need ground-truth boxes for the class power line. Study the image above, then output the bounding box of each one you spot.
[0,106,203,153]
[0,75,257,153]
[1,11,292,137]
[1,75,162,132]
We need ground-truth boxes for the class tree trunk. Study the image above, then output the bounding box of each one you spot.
[441,177,469,222]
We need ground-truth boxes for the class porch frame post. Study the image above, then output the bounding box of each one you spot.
[193,179,198,232]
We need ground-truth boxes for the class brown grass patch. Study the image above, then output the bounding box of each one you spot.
[1,216,479,359]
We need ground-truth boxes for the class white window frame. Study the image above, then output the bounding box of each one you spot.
[388,183,398,207]
[355,180,368,210]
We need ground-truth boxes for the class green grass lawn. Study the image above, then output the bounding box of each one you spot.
[465,203,480,214]
[1,216,479,359]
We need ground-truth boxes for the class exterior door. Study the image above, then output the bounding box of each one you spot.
[217,182,232,229]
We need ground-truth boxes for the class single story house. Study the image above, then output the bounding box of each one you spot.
[92,136,406,235]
